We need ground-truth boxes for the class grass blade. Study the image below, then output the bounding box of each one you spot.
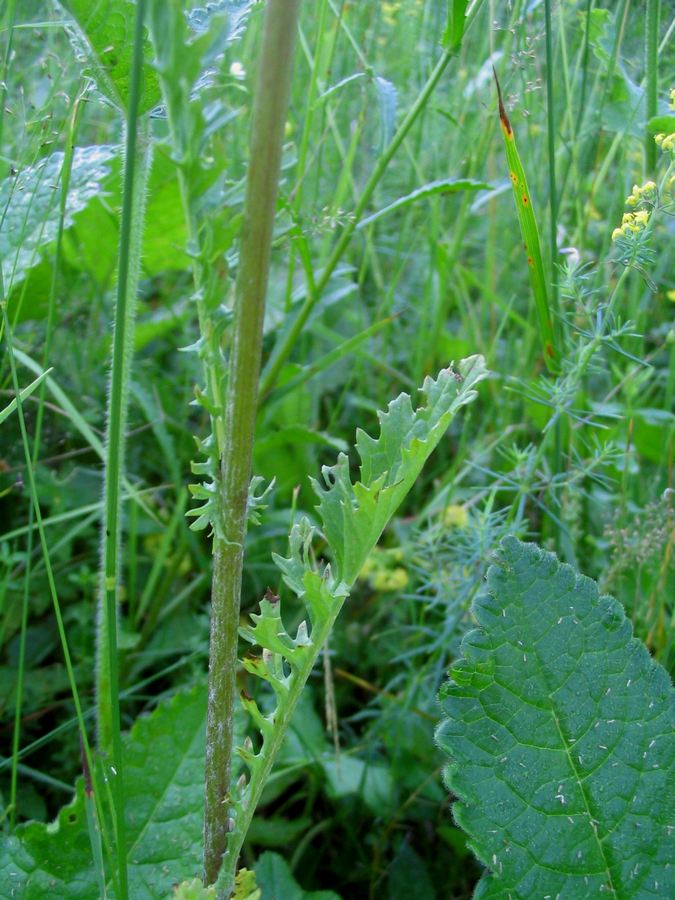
[493,68,559,373]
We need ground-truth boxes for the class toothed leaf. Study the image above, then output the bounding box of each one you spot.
[436,537,674,898]
[314,355,487,583]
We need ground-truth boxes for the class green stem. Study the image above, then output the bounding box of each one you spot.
[203,0,301,887]
[259,0,486,398]
[215,595,348,897]
[543,0,564,549]
[96,2,151,894]
[644,0,660,175]
[0,0,16,171]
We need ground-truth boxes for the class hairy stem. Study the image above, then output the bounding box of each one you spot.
[203,0,301,886]
[96,2,151,894]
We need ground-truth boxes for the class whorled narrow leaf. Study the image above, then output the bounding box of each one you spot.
[493,70,559,372]
[436,537,674,898]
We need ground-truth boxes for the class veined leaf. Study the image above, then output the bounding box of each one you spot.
[493,70,559,373]
[0,145,117,291]
[59,0,161,114]
[436,537,674,898]
[358,178,491,229]
[0,686,209,898]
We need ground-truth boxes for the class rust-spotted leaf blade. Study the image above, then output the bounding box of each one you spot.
[493,69,559,372]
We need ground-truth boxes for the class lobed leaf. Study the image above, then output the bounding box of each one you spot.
[314,355,488,584]
[436,537,674,898]
[217,358,488,892]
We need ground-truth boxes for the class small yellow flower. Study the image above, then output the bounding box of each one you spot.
[666,290,675,303]
[371,567,409,592]
[655,132,675,153]
[626,181,657,206]
[441,504,469,528]
[611,227,623,242]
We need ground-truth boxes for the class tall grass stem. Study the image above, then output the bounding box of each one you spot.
[96,1,151,894]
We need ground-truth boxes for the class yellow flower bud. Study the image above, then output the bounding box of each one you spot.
[442,504,469,528]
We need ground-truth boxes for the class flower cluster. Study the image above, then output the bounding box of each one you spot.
[625,181,657,207]
[440,503,469,529]
[359,547,409,592]
[611,209,650,242]
[655,132,675,154]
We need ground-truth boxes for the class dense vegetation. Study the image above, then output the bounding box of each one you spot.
[1,1,673,897]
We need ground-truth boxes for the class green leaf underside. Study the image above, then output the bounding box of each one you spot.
[436,537,674,899]
[0,686,208,898]
[1,145,118,289]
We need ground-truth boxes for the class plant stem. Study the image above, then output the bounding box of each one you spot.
[96,1,151,894]
[259,0,487,398]
[644,0,660,176]
[203,0,301,886]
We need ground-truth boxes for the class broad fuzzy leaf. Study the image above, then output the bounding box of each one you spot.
[1,145,117,290]
[0,686,208,898]
[436,537,674,898]
[59,0,161,114]
[314,355,487,584]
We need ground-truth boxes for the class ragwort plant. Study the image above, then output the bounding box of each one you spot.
[1,2,674,898]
